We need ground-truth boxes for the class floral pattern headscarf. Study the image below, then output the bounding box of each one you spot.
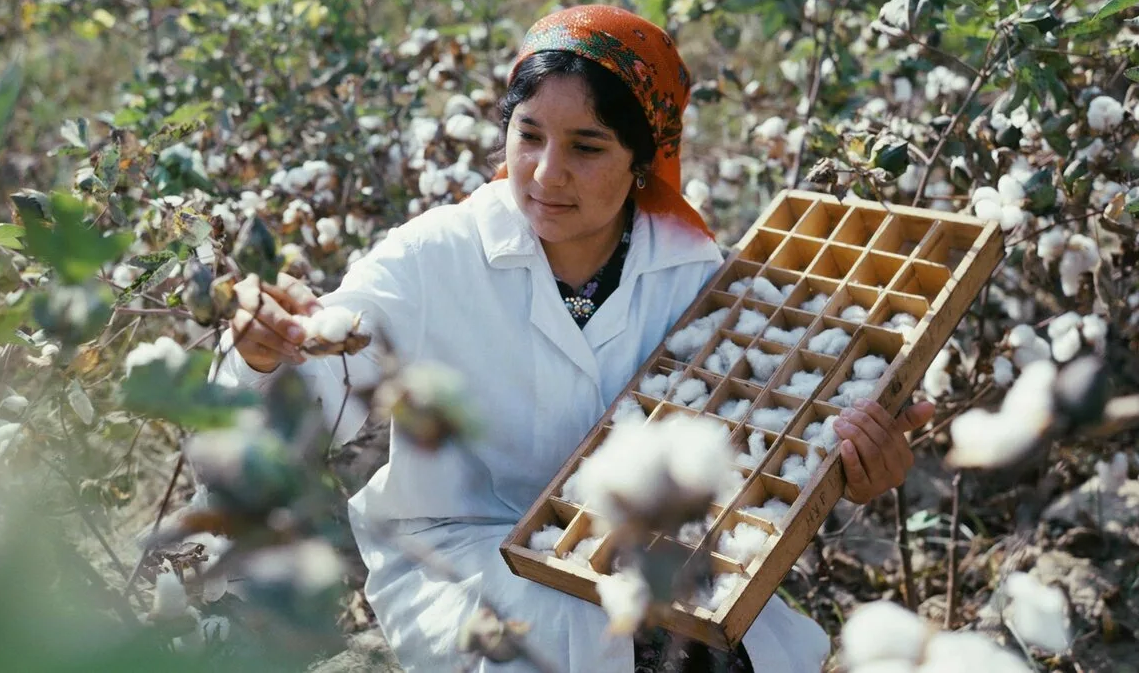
[494,4,713,239]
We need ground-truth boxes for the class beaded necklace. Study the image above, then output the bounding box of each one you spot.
[554,205,635,328]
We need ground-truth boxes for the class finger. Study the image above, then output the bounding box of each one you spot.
[234,284,306,345]
[233,311,303,363]
[853,399,899,436]
[267,273,322,316]
[834,413,890,482]
[895,400,936,433]
[847,403,911,479]
[840,440,872,503]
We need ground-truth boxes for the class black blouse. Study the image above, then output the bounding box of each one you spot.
[554,209,635,328]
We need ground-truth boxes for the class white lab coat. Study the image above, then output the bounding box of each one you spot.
[214,180,830,672]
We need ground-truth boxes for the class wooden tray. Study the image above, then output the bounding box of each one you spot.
[500,189,1004,650]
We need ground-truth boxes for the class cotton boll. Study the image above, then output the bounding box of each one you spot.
[639,373,670,398]
[728,279,751,295]
[841,600,929,668]
[974,197,1002,222]
[1003,572,1071,653]
[918,631,1032,673]
[1008,324,1051,369]
[717,521,771,565]
[750,406,796,432]
[693,573,745,613]
[736,431,768,470]
[1037,227,1068,264]
[1096,452,1129,494]
[999,204,1029,232]
[562,536,603,567]
[800,293,830,313]
[764,325,808,347]
[808,327,852,355]
[733,309,769,336]
[998,175,1026,203]
[685,179,711,210]
[780,454,811,487]
[1058,235,1099,297]
[678,513,717,545]
[745,349,782,384]
[561,468,585,503]
[993,356,1014,387]
[713,339,745,370]
[740,497,791,525]
[840,305,869,323]
[888,312,919,330]
[613,396,647,424]
[752,277,785,305]
[528,524,564,554]
[805,415,841,450]
[1080,315,1107,355]
[151,566,190,620]
[1048,312,1083,363]
[716,469,746,503]
[853,355,889,380]
[971,186,1000,206]
[672,378,708,406]
[1087,95,1124,133]
[830,379,878,407]
[717,399,751,422]
[923,348,953,398]
[704,353,728,375]
[778,369,825,397]
[665,324,712,361]
[310,306,357,342]
[597,570,651,634]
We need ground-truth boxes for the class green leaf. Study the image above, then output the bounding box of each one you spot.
[1127,199,1139,216]
[21,191,134,285]
[59,118,88,150]
[112,107,146,127]
[233,216,282,281]
[0,56,23,142]
[1094,0,1138,20]
[0,291,31,345]
[636,0,670,25]
[163,101,215,127]
[118,252,178,304]
[96,142,121,194]
[0,223,24,250]
[120,350,259,429]
[1126,66,1139,83]
[170,207,213,246]
[127,250,177,272]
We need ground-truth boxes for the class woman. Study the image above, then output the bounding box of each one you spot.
[215,5,934,671]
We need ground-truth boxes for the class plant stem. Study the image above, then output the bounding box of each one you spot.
[123,452,184,602]
[945,471,962,629]
[895,483,918,611]
[329,353,352,453]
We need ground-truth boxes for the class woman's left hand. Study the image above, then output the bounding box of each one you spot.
[833,399,936,504]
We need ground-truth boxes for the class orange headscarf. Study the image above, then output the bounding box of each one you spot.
[492,4,713,239]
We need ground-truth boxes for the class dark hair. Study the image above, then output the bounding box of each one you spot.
[496,51,656,173]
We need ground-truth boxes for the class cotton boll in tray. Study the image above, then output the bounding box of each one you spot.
[763,325,808,347]
[670,378,710,410]
[799,292,830,314]
[882,311,920,337]
[852,354,888,380]
[779,451,823,489]
[744,349,782,385]
[803,416,840,451]
[807,327,852,356]
[665,307,731,361]
[639,370,680,398]
[562,535,604,567]
[732,309,769,336]
[704,339,745,376]
[717,521,771,565]
[776,369,825,398]
[296,306,372,356]
[677,513,718,545]
[692,573,746,613]
[613,395,647,424]
[735,431,768,470]
[716,469,746,504]
[839,305,869,324]
[749,406,797,433]
[740,498,791,525]
[528,524,565,555]
[828,379,878,407]
[743,276,794,305]
[596,570,650,634]
[716,398,751,422]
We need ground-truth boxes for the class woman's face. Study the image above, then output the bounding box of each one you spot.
[505,74,637,245]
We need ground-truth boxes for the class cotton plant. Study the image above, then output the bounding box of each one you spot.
[124,336,189,376]
[970,176,1031,233]
[576,415,736,533]
[840,600,1032,673]
[922,348,953,398]
[1007,324,1051,369]
[946,360,1057,469]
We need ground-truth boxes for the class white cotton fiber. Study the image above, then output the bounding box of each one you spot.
[613,396,647,424]
[752,277,785,305]
[716,470,746,504]
[780,454,811,488]
[639,372,670,398]
[777,369,825,398]
[852,354,888,380]
[829,379,878,407]
[750,406,796,432]
[528,524,565,554]
[737,431,768,470]
[705,339,745,375]
[800,292,830,313]
[677,513,717,545]
[840,305,869,323]
[671,378,709,407]
[763,325,808,346]
[741,498,791,524]
[596,570,650,634]
[884,311,920,338]
[562,535,603,567]
[728,278,751,295]
[717,521,771,565]
[807,327,852,355]
[804,415,840,450]
[717,399,751,422]
[665,308,730,361]
[745,349,782,384]
[781,283,796,298]
[733,309,769,336]
[693,573,745,613]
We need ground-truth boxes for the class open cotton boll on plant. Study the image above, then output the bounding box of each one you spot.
[1001,572,1072,653]
[840,600,930,668]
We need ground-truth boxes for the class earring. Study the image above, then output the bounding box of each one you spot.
[635,173,647,190]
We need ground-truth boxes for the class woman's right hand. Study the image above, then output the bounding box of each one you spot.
[232,273,323,373]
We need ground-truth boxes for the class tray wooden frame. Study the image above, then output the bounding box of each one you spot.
[500,189,1005,650]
